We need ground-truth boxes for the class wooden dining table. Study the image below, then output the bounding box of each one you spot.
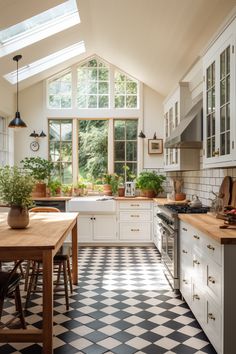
[0,211,78,354]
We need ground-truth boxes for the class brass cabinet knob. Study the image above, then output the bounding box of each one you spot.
[193,235,200,240]
[193,294,200,300]
[208,276,216,284]
[208,313,216,321]
[207,244,215,251]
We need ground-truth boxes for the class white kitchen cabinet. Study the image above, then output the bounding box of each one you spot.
[203,18,236,168]
[118,201,153,243]
[163,83,200,171]
[153,204,162,252]
[78,214,117,242]
[179,219,236,354]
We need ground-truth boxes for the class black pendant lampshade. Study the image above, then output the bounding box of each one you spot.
[29,130,39,138]
[8,55,27,128]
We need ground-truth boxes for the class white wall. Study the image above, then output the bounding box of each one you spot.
[0,78,14,117]
[142,85,164,169]
[14,81,48,165]
[14,80,165,170]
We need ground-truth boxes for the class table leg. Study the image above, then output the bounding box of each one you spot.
[72,220,78,285]
[42,250,53,354]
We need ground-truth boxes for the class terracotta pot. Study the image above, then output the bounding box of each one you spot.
[7,206,29,229]
[118,187,125,197]
[32,182,46,198]
[141,189,156,198]
[175,192,186,201]
[55,187,61,196]
[103,184,112,196]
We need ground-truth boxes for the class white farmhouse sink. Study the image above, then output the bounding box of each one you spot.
[68,196,116,213]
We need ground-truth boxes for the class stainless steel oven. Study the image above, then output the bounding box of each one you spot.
[156,207,179,290]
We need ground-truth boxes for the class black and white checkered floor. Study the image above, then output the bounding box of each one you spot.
[0,247,217,354]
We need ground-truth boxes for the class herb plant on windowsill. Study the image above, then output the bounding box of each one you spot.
[0,166,35,228]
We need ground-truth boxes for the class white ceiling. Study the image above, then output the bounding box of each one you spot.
[0,0,235,96]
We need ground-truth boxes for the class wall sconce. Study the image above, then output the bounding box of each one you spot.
[29,130,47,138]
[138,131,157,139]
[29,130,46,152]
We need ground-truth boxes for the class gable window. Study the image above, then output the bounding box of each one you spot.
[49,119,73,184]
[114,119,138,180]
[77,58,109,109]
[114,71,138,108]
[48,71,72,109]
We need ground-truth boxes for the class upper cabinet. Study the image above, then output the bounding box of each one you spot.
[163,83,200,171]
[203,19,236,168]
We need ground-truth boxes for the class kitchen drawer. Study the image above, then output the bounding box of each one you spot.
[192,248,204,283]
[119,201,152,210]
[205,295,222,354]
[205,259,222,306]
[180,221,203,249]
[191,282,205,325]
[119,210,152,222]
[119,222,151,241]
[180,269,192,305]
[202,236,222,266]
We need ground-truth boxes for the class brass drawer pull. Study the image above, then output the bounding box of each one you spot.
[130,204,140,207]
[207,244,215,251]
[208,276,215,284]
[182,249,188,254]
[193,235,200,240]
[182,227,187,231]
[193,294,200,300]
[183,279,188,284]
[193,259,200,265]
[131,228,140,232]
[131,215,140,217]
[208,313,216,321]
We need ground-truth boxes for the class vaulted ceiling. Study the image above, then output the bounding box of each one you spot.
[0,0,235,96]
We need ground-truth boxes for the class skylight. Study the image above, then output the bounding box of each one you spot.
[0,0,80,57]
[4,41,86,84]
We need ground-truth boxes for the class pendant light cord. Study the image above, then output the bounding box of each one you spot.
[16,58,19,112]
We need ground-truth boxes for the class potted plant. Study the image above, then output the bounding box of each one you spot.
[0,166,35,228]
[21,157,54,198]
[136,171,166,198]
[103,173,119,196]
[73,182,87,196]
[61,184,73,196]
[48,179,62,197]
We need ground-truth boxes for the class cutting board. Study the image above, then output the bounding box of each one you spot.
[231,181,236,208]
[219,176,232,207]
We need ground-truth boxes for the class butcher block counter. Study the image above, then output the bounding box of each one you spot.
[179,213,236,244]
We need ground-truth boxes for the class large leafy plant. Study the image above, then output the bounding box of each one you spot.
[136,171,166,195]
[21,157,54,182]
[0,166,35,208]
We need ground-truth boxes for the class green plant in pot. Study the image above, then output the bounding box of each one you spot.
[0,166,35,228]
[136,171,166,198]
[48,179,62,197]
[103,173,119,196]
[21,157,54,198]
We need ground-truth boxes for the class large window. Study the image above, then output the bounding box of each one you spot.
[0,117,8,166]
[48,71,72,109]
[78,120,108,179]
[49,119,73,183]
[114,71,138,108]
[77,58,109,108]
[114,119,138,180]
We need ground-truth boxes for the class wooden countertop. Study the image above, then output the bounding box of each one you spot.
[153,198,188,205]
[179,213,236,244]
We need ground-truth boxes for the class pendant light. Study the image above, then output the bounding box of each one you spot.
[8,55,27,128]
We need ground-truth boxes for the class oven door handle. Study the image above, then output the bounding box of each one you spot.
[162,223,175,235]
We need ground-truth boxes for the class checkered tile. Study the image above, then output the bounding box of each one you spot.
[0,247,216,353]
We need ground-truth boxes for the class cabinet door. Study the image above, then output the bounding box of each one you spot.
[203,35,235,167]
[93,215,117,240]
[78,215,93,242]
